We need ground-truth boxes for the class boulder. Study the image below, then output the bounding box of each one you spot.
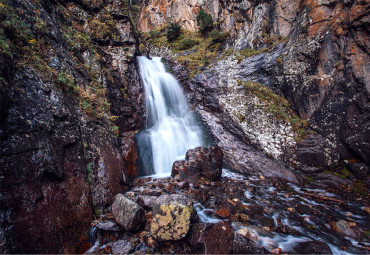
[332,220,359,239]
[233,228,270,254]
[187,222,234,254]
[111,239,134,254]
[150,195,196,241]
[171,146,223,182]
[112,194,146,232]
[293,240,332,254]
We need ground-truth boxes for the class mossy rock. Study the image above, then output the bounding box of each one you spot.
[150,195,195,241]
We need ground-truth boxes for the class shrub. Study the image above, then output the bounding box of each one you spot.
[176,38,199,50]
[149,29,161,39]
[166,22,182,42]
[196,9,213,35]
[209,29,228,44]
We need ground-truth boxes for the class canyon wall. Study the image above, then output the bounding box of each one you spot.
[0,0,143,252]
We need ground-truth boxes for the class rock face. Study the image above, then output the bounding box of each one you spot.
[171,146,223,181]
[149,0,370,184]
[0,0,143,253]
[150,195,195,241]
[112,194,146,232]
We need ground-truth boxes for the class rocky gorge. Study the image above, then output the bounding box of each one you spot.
[0,0,369,253]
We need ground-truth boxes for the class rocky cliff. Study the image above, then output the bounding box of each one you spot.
[0,0,143,252]
[139,0,369,187]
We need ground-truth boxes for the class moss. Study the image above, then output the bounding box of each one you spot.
[323,168,352,179]
[242,80,307,140]
[305,176,314,184]
[351,181,368,197]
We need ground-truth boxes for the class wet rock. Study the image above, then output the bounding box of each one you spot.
[293,240,332,254]
[95,221,120,232]
[150,195,195,241]
[173,146,223,182]
[142,190,162,196]
[120,131,139,178]
[178,181,189,189]
[233,228,270,254]
[136,195,157,210]
[186,146,223,181]
[112,194,146,232]
[111,239,134,254]
[332,220,359,239]
[215,208,231,218]
[231,213,250,222]
[187,223,210,252]
[202,221,234,254]
[188,222,234,254]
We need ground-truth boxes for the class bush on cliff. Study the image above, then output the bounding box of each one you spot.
[166,22,182,42]
[196,9,213,35]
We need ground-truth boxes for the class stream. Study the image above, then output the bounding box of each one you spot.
[86,56,369,254]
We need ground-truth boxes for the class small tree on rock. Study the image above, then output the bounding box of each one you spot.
[196,9,213,35]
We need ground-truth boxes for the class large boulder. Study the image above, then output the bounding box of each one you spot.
[171,146,223,182]
[293,240,332,254]
[112,194,146,232]
[150,195,196,241]
[187,222,234,254]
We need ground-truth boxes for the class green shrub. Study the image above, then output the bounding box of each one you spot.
[149,30,161,39]
[176,38,199,50]
[209,29,228,44]
[166,22,182,42]
[196,9,213,35]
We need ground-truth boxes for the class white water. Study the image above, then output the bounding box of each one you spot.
[136,56,206,176]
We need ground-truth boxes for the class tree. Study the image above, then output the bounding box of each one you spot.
[196,9,213,35]
[166,22,182,42]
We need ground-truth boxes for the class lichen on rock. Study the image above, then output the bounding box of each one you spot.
[150,194,195,241]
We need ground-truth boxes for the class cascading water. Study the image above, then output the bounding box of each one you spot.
[136,56,208,176]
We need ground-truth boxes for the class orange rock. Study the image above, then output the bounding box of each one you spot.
[215,208,231,218]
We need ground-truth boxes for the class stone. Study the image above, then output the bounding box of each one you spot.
[95,221,120,231]
[150,195,195,241]
[112,194,146,232]
[202,221,234,254]
[136,195,158,210]
[215,208,231,218]
[174,146,223,182]
[332,220,359,239]
[187,222,234,254]
[233,228,270,254]
[293,240,332,254]
[111,239,134,254]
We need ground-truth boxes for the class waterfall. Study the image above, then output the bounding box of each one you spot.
[136,56,207,176]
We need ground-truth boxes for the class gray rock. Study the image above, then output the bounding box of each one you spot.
[95,221,120,231]
[111,239,134,254]
[112,194,146,232]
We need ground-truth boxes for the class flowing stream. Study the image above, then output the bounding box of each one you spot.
[136,56,207,176]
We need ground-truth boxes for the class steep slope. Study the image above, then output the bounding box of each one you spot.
[0,0,143,252]
[138,0,369,187]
